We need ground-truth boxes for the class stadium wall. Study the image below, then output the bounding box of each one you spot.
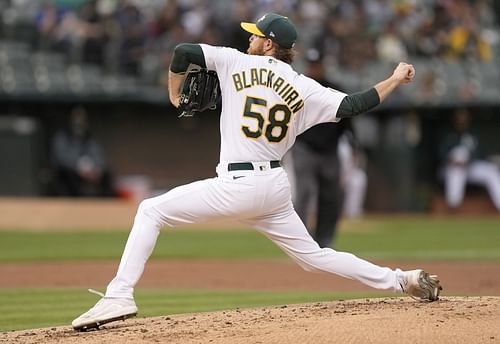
[1,99,500,213]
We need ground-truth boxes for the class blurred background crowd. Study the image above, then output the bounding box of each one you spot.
[1,0,499,89]
[1,0,500,216]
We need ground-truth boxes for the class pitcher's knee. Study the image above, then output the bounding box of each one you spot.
[135,198,164,225]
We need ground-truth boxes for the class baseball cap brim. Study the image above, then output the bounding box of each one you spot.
[240,22,265,37]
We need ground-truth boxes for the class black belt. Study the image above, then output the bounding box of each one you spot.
[228,161,281,171]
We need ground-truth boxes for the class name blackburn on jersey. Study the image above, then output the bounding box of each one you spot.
[232,68,304,113]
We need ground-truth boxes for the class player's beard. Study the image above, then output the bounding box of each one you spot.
[247,41,265,56]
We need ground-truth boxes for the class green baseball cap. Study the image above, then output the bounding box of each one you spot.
[241,13,297,49]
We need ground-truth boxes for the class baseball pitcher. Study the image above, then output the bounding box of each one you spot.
[72,13,442,331]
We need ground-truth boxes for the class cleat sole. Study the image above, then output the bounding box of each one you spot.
[73,312,137,332]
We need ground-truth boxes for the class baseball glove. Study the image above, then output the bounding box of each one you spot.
[178,69,221,117]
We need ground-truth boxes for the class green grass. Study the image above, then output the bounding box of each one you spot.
[0,217,499,262]
[0,230,282,262]
[335,217,500,260]
[0,288,381,332]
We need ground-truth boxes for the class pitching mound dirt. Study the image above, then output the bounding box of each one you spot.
[3,296,499,344]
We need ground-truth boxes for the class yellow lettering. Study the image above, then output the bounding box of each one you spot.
[267,70,275,88]
[242,71,252,88]
[282,84,294,99]
[259,68,267,86]
[250,68,259,87]
[273,77,284,93]
[279,83,291,97]
[232,73,243,91]
[290,99,304,113]
[235,69,304,112]
[284,90,298,104]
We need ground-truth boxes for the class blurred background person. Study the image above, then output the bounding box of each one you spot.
[438,109,500,212]
[338,131,367,219]
[51,106,115,197]
[290,48,353,248]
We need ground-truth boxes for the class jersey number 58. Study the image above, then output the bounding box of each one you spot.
[242,96,292,143]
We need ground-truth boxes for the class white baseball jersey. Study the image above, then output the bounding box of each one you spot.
[200,44,347,163]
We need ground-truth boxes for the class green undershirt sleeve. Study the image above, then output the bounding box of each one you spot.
[337,88,380,118]
[169,43,207,73]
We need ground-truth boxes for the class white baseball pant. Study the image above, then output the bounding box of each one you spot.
[444,160,500,211]
[343,167,367,218]
[105,162,403,299]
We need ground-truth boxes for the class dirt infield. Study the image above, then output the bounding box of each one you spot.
[2,260,500,343]
[2,297,499,344]
[1,260,500,295]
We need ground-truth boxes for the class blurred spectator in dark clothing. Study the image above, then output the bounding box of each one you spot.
[148,0,180,39]
[414,16,447,58]
[116,2,146,75]
[78,0,106,65]
[35,0,82,56]
[438,109,500,212]
[51,106,115,197]
[222,0,255,52]
[291,48,353,248]
[35,0,66,50]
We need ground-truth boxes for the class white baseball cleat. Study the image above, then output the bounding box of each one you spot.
[399,269,442,301]
[72,296,138,331]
